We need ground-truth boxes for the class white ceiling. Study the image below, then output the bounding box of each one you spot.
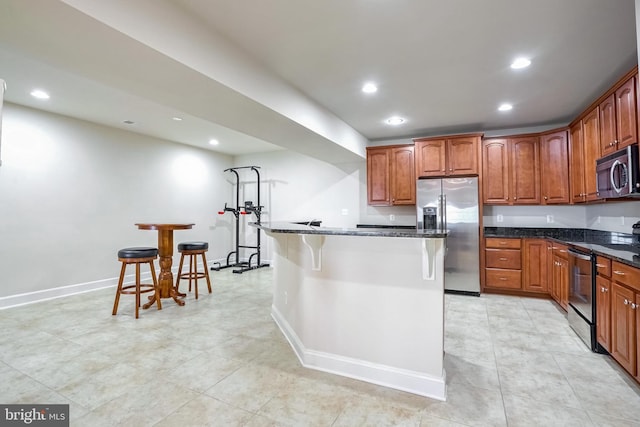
[0,0,637,162]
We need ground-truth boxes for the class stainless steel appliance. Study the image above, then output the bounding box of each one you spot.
[567,247,598,351]
[595,144,640,198]
[416,177,480,295]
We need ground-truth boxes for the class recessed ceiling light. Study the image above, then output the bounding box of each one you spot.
[123,120,135,125]
[172,117,183,121]
[498,103,513,112]
[510,57,531,69]
[385,116,406,125]
[362,82,378,94]
[209,139,219,146]
[30,89,50,99]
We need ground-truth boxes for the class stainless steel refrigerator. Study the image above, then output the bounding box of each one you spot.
[416,177,480,295]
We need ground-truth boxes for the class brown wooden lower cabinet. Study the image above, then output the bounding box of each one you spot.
[596,275,611,352]
[484,238,522,290]
[609,260,640,378]
[611,282,637,375]
[523,239,549,293]
[550,243,569,310]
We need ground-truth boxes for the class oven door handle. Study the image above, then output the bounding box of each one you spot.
[568,248,592,261]
[610,159,627,194]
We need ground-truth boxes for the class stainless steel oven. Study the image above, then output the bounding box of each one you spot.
[567,247,597,351]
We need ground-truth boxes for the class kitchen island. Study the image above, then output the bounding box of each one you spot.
[252,222,449,400]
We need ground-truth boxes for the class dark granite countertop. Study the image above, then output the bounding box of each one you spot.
[484,227,640,268]
[252,222,448,238]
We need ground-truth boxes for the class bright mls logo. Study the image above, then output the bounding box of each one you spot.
[0,405,68,426]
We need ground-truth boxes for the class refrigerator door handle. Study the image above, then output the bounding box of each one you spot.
[442,194,447,230]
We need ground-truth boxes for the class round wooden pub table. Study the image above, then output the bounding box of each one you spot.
[135,223,194,307]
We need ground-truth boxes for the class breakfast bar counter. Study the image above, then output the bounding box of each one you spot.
[252,222,449,400]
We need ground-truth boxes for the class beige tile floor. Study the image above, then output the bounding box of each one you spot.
[1,267,640,426]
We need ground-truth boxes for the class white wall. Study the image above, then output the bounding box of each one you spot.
[0,103,234,303]
[231,150,364,262]
[483,205,587,228]
[483,202,640,233]
[585,200,640,232]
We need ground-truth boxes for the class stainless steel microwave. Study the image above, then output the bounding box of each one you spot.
[595,144,640,198]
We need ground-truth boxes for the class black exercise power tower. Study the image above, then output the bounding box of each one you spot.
[214,166,269,274]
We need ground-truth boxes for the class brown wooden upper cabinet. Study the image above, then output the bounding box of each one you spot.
[482,136,540,205]
[570,108,601,203]
[540,130,570,204]
[366,145,416,206]
[599,76,637,156]
[413,134,480,178]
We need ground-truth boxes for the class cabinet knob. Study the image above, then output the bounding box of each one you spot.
[513,197,517,200]
[442,169,446,172]
[614,270,625,276]
[631,303,638,310]
[499,257,508,261]
[624,299,629,305]
[544,196,548,200]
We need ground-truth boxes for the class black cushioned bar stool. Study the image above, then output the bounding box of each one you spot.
[112,247,162,319]
[175,241,212,300]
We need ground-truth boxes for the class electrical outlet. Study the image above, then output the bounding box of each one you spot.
[497,214,504,223]
[546,215,554,223]
[390,214,396,222]
[284,291,288,305]
[341,208,349,216]
[621,217,625,225]
[597,216,601,224]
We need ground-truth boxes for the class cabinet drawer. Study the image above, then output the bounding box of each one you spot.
[596,256,612,277]
[486,268,522,289]
[611,261,640,292]
[485,238,521,249]
[552,243,569,259]
[485,249,522,269]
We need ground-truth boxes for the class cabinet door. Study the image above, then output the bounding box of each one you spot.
[415,139,446,177]
[611,282,636,375]
[569,122,586,203]
[559,256,569,310]
[510,136,541,204]
[523,239,548,293]
[366,148,391,206]
[616,77,638,150]
[582,108,600,201]
[390,146,416,205]
[482,139,510,204]
[447,137,479,176]
[540,131,569,204]
[596,275,611,352]
[551,254,561,304]
[636,292,640,382]
[600,94,617,156]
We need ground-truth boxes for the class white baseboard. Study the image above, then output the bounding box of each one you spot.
[271,305,447,401]
[0,258,229,310]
